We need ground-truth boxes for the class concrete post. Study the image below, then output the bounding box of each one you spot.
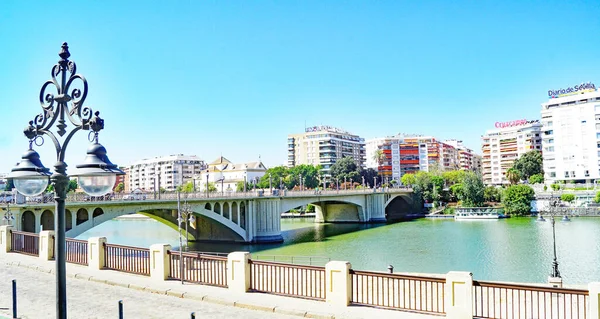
[39,230,55,261]
[88,237,107,270]
[149,244,171,281]
[325,261,352,306]
[0,225,12,253]
[227,251,250,293]
[445,271,473,319]
[589,282,600,319]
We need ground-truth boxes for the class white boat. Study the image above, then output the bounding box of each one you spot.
[454,208,505,220]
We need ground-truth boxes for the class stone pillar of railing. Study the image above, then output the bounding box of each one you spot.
[445,271,473,319]
[39,231,55,261]
[149,244,171,281]
[325,261,352,306]
[227,251,250,293]
[0,225,12,253]
[88,237,107,270]
[589,282,600,319]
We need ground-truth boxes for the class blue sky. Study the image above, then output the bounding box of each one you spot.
[1,0,599,172]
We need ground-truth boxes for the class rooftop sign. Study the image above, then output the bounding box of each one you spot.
[495,119,540,129]
[305,125,350,134]
[548,82,596,99]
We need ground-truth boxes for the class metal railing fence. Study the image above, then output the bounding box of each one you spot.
[104,243,150,276]
[168,251,228,287]
[10,231,39,256]
[249,259,326,300]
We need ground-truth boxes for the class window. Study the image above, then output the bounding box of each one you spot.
[564,171,569,178]
[550,172,556,178]
[585,170,590,177]
[548,139,554,144]
[571,171,576,177]
[545,130,554,135]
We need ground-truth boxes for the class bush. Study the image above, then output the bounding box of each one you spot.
[543,185,547,191]
[502,185,535,216]
[560,193,575,203]
[528,173,544,184]
[443,206,455,215]
[596,192,600,204]
[551,184,561,191]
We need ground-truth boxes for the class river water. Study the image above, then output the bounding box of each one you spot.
[77,217,600,285]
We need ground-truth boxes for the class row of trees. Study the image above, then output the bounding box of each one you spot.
[505,151,544,185]
[400,169,536,216]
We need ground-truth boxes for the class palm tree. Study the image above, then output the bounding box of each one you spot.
[372,149,387,185]
[506,168,521,185]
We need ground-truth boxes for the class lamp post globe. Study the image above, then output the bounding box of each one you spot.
[9,148,52,196]
[72,139,123,196]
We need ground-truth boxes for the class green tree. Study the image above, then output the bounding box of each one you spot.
[4,179,14,191]
[502,185,535,216]
[401,173,416,186]
[207,182,217,192]
[159,187,167,193]
[236,181,252,192]
[289,164,322,189]
[459,172,485,207]
[528,173,544,184]
[441,170,467,186]
[512,150,543,180]
[46,179,78,193]
[257,166,289,189]
[484,186,501,202]
[595,191,600,203]
[449,183,463,202]
[551,183,561,191]
[178,181,195,193]
[430,175,445,204]
[360,168,378,188]
[560,193,575,203]
[329,157,361,184]
[505,167,521,185]
[114,182,124,193]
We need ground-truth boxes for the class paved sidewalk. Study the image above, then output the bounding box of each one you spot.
[0,252,438,319]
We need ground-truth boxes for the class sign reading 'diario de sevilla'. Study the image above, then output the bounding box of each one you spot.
[548,82,596,99]
[495,119,540,129]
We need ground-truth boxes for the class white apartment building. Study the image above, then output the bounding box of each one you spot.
[481,120,543,185]
[541,83,600,184]
[288,126,366,175]
[197,156,267,192]
[127,154,206,192]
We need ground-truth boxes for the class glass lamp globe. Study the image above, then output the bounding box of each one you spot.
[77,174,117,197]
[14,176,49,197]
[189,214,196,224]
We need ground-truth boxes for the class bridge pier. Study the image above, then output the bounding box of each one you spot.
[248,199,283,243]
[364,193,387,223]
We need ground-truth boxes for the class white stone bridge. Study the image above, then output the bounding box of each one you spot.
[2,188,414,243]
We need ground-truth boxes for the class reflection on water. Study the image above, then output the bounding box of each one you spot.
[78,216,600,284]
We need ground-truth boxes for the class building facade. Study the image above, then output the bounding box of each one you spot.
[365,135,479,182]
[541,83,600,184]
[127,154,206,192]
[481,120,543,185]
[198,156,267,192]
[287,126,366,175]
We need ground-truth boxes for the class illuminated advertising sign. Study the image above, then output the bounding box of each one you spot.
[495,119,540,129]
[548,82,596,99]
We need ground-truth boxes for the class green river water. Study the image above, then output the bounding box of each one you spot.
[77,217,600,285]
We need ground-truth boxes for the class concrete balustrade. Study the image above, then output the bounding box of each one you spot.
[39,231,55,261]
[325,261,352,306]
[227,251,251,293]
[149,244,171,281]
[445,271,473,319]
[0,225,12,253]
[87,237,107,270]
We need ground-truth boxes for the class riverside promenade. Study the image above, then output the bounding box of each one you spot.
[0,252,431,319]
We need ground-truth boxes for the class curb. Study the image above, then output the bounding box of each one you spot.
[4,260,341,319]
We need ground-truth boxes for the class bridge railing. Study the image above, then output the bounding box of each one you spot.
[349,269,446,315]
[104,243,150,276]
[65,238,88,266]
[9,230,39,256]
[15,187,413,205]
[248,259,326,301]
[472,280,588,319]
[167,251,228,287]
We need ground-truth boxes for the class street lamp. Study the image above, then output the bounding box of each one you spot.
[2,193,13,226]
[176,193,196,285]
[547,197,562,280]
[7,43,123,319]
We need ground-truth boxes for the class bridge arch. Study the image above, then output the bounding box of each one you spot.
[66,209,72,231]
[214,202,221,215]
[21,211,35,232]
[93,208,104,218]
[232,202,238,224]
[281,197,365,223]
[204,203,211,211]
[41,210,54,231]
[76,208,89,226]
[385,194,415,221]
[223,202,230,219]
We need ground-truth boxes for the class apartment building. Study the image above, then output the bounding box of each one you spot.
[541,83,600,184]
[365,135,478,182]
[127,154,206,192]
[481,120,542,185]
[288,126,366,175]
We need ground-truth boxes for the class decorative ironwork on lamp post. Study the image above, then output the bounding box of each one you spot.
[2,193,13,226]
[7,43,123,319]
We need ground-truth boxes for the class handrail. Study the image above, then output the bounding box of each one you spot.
[473,280,589,295]
[350,269,447,283]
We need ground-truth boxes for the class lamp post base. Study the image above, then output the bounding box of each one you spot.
[548,276,563,288]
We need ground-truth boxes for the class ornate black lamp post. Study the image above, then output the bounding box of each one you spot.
[7,43,123,319]
[548,197,561,279]
[2,193,13,225]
